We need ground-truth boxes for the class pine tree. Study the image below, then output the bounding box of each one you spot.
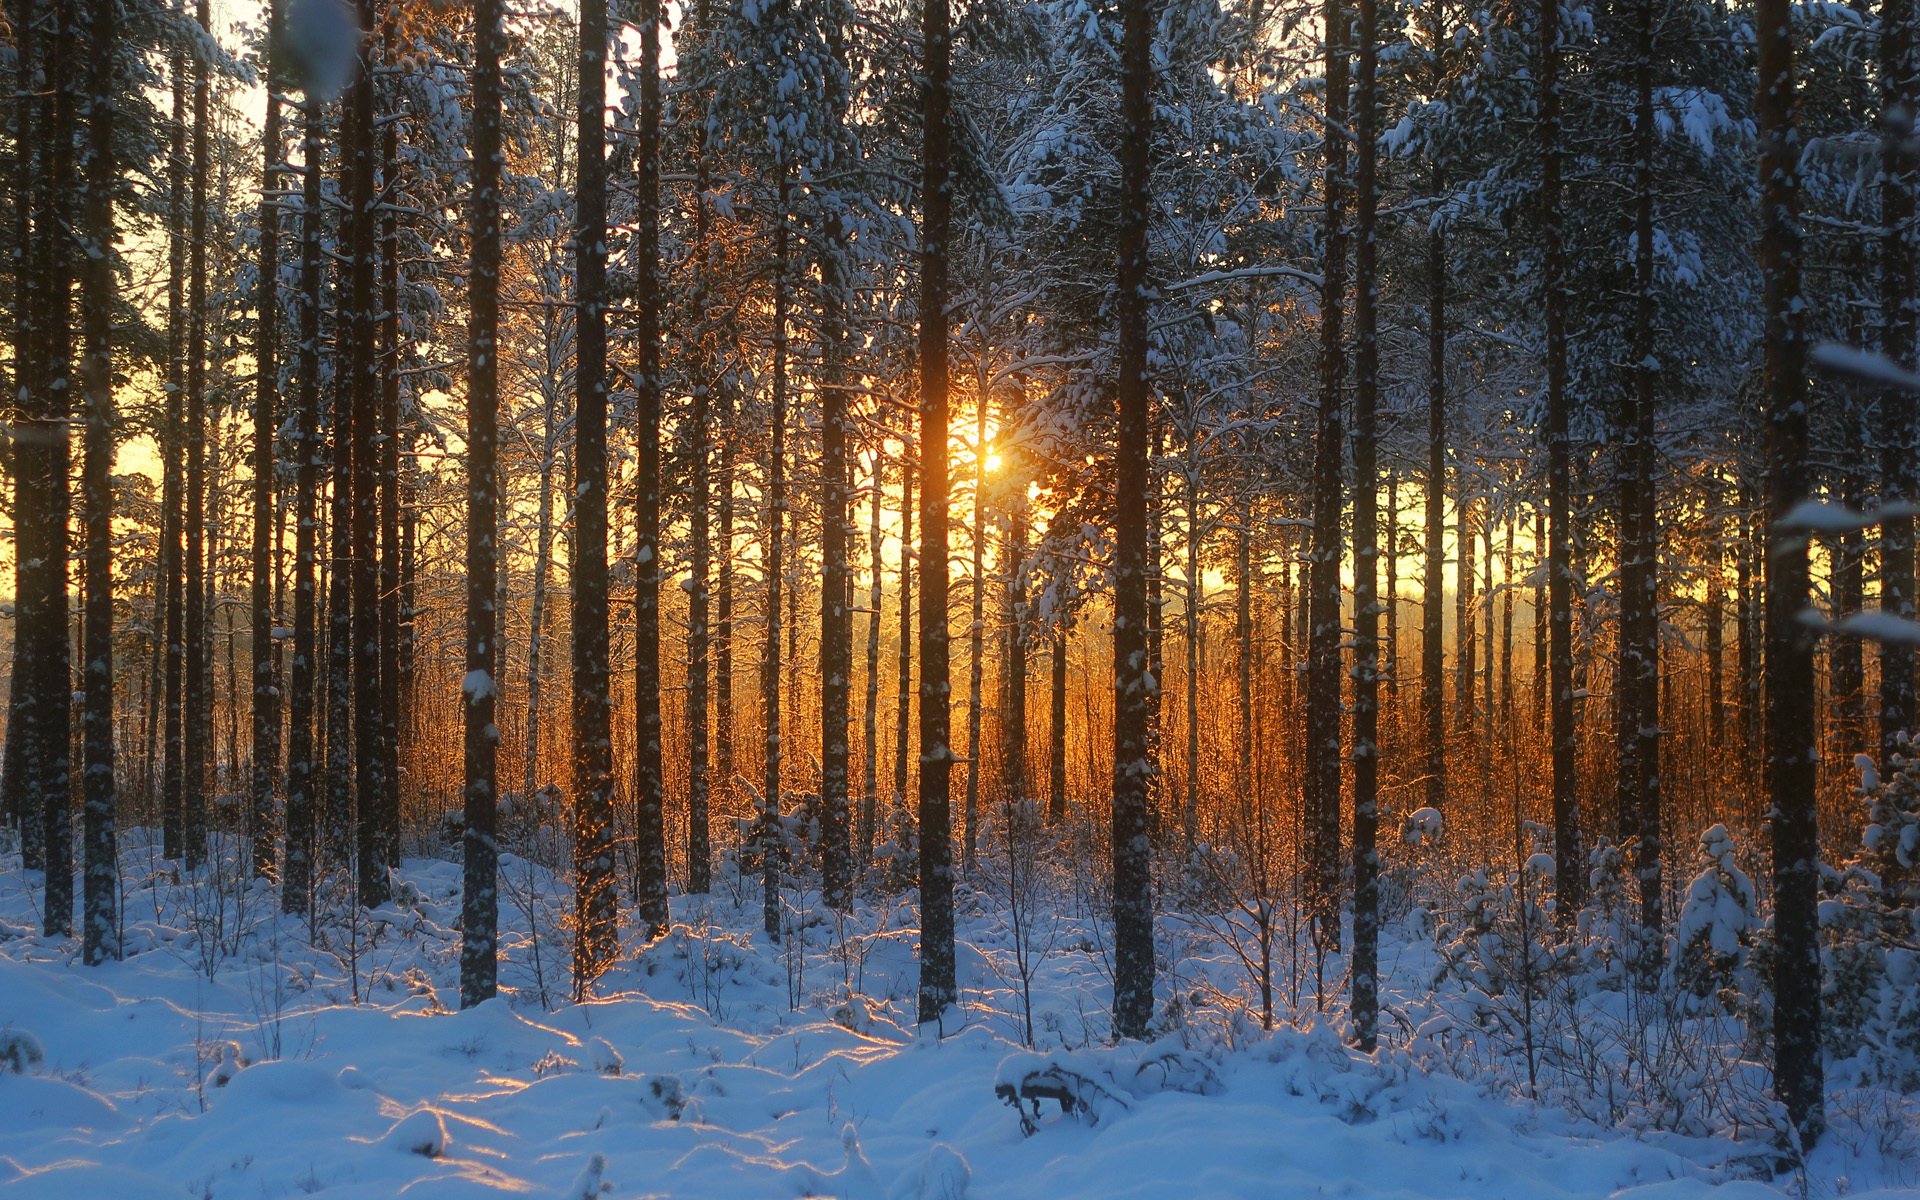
[1757,0,1825,1149]
[1110,0,1156,1042]
[572,0,618,994]
[78,0,118,965]
[461,0,505,1010]
[917,0,957,1026]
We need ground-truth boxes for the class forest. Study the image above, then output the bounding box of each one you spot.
[1,0,1919,1194]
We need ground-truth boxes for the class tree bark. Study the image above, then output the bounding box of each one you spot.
[1620,0,1662,930]
[1111,0,1157,1041]
[284,93,326,918]
[251,0,284,881]
[633,0,668,938]
[1306,0,1349,953]
[1350,0,1381,1052]
[1881,0,1918,755]
[1541,0,1581,913]
[572,0,618,994]
[1757,0,1824,1147]
[460,0,504,1009]
[918,0,958,1025]
[79,0,117,963]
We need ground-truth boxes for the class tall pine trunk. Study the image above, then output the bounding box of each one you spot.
[284,95,326,917]
[917,0,958,1025]
[79,0,117,963]
[1541,0,1581,912]
[1306,0,1349,950]
[1110,0,1157,1041]
[1881,0,1918,754]
[1350,0,1381,1053]
[183,0,212,872]
[250,0,284,880]
[1619,0,1662,930]
[633,0,668,938]
[1757,0,1823,1147]
[571,0,618,994]
[460,0,504,1010]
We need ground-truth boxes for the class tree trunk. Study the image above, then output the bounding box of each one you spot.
[895,440,914,813]
[284,93,326,918]
[23,0,74,932]
[1350,0,1381,1053]
[763,169,790,941]
[460,0,504,1010]
[818,51,854,907]
[250,0,284,881]
[1183,468,1201,843]
[378,113,403,886]
[182,0,212,874]
[1421,8,1447,818]
[1881,0,1918,755]
[964,337,989,878]
[918,0,958,1025]
[633,0,668,938]
[1111,0,1157,1041]
[346,0,389,908]
[572,0,618,993]
[1049,622,1068,825]
[1620,0,1662,930]
[860,449,883,862]
[1541,0,1581,912]
[79,0,118,964]
[1757,0,1824,1147]
[685,0,715,895]
[1306,0,1349,953]
[159,10,187,866]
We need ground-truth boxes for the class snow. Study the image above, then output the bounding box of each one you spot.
[0,835,1913,1198]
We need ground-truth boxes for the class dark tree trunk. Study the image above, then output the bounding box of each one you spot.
[763,170,790,941]
[1454,492,1474,742]
[685,0,715,897]
[860,449,884,862]
[895,441,914,813]
[347,0,389,908]
[1003,458,1030,807]
[818,35,854,907]
[284,95,326,917]
[1111,0,1157,1041]
[1620,0,1662,930]
[1541,0,1581,913]
[1706,496,1725,750]
[24,0,74,933]
[1350,0,1381,1053]
[1049,621,1068,825]
[965,339,989,876]
[1757,0,1824,1148]
[572,0,618,993]
[2,0,42,874]
[378,114,402,886]
[918,0,958,1025]
[1306,0,1349,951]
[1421,10,1447,819]
[1881,0,1918,755]
[1236,501,1254,808]
[251,0,284,881]
[460,0,504,1010]
[160,12,187,866]
[633,0,667,938]
[79,0,117,964]
[183,0,212,873]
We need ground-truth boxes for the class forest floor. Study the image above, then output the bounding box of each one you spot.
[0,831,1913,1199]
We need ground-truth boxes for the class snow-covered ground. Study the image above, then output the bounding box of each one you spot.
[0,833,1912,1199]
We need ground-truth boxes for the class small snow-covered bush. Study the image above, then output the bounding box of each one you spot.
[1824,745,1920,1090]
[0,1028,44,1074]
[1666,824,1757,1009]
